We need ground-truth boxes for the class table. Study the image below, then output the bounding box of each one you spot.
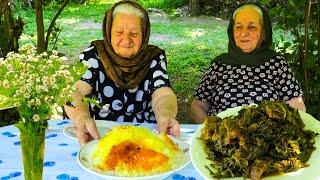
[0,119,204,180]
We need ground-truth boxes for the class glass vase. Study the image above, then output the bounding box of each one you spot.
[17,121,47,180]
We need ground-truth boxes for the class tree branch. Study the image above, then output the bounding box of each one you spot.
[45,0,69,50]
[51,28,62,51]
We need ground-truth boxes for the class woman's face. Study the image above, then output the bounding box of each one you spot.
[111,13,142,58]
[233,8,262,53]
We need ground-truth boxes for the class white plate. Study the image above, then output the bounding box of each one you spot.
[77,136,191,180]
[63,120,119,140]
[178,128,196,144]
[190,106,320,180]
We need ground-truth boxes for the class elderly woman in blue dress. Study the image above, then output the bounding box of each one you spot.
[191,3,306,123]
[65,1,179,146]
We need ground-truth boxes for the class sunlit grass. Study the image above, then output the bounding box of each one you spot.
[188,29,205,38]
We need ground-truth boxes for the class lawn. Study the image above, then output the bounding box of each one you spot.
[17,2,229,123]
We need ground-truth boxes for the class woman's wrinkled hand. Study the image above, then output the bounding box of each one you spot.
[156,118,180,138]
[74,117,100,147]
[64,105,100,146]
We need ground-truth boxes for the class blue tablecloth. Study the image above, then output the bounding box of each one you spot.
[0,119,204,180]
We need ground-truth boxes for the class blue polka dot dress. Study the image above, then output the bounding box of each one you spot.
[79,45,171,123]
[195,55,303,115]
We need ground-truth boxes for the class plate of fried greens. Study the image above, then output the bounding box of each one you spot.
[190,101,320,180]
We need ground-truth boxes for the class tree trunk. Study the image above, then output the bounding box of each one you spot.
[0,0,2,15]
[4,0,14,42]
[34,0,45,53]
[301,0,312,104]
[0,0,16,57]
[189,0,201,17]
[9,0,13,11]
[317,0,320,65]
[316,0,320,104]
[0,0,24,58]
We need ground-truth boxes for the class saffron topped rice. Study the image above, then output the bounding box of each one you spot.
[91,125,184,176]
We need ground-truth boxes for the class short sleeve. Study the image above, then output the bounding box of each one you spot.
[194,63,216,102]
[79,45,100,88]
[147,51,171,95]
[275,56,303,100]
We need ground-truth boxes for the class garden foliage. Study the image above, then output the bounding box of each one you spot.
[265,0,320,119]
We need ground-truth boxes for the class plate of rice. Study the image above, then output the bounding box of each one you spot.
[77,125,190,180]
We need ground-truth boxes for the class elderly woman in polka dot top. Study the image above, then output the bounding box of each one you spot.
[64,0,179,146]
[191,3,306,123]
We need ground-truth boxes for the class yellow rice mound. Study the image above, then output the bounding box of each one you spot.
[91,125,183,176]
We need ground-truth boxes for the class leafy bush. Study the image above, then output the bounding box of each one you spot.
[191,0,261,18]
[265,0,320,119]
[138,0,188,11]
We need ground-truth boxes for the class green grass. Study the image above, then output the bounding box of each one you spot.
[15,3,229,123]
[138,0,188,12]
